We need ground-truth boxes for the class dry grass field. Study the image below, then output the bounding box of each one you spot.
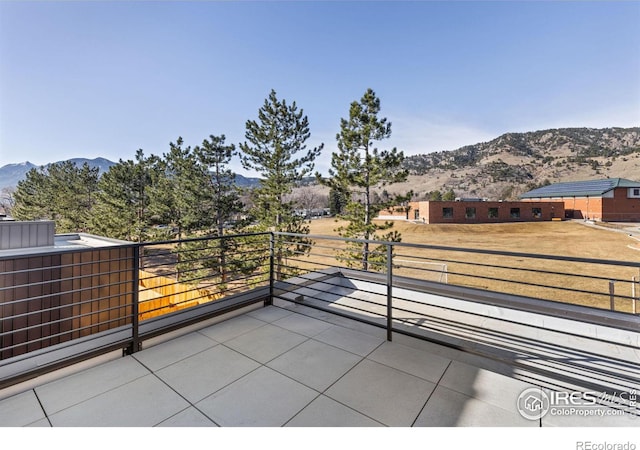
[307,218,638,259]
[139,219,639,315]
[297,218,640,313]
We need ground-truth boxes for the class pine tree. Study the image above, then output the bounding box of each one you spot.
[90,150,161,242]
[442,189,457,201]
[148,137,208,281]
[183,135,245,289]
[320,88,409,271]
[148,135,248,286]
[12,167,50,222]
[240,89,324,279]
[74,163,100,231]
[12,161,99,233]
[328,185,349,216]
[150,137,213,240]
[195,135,243,237]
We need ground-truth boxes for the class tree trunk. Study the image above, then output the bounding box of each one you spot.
[363,152,371,272]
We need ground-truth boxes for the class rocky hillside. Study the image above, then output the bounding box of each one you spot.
[396,127,640,200]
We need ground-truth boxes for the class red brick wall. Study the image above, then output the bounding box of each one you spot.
[523,188,640,222]
[603,189,640,221]
[407,201,564,224]
[556,197,604,220]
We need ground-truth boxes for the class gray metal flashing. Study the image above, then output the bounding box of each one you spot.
[0,232,132,259]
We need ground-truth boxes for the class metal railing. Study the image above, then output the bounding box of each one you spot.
[1,230,639,390]
[274,232,640,316]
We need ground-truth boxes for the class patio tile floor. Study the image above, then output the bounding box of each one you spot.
[0,304,636,427]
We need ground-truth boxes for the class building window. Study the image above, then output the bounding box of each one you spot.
[532,208,542,219]
[510,208,521,218]
[488,208,499,219]
[465,207,476,219]
[443,207,454,218]
[414,209,420,220]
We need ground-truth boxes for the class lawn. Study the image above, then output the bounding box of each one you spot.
[307,218,638,260]
[299,218,640,313]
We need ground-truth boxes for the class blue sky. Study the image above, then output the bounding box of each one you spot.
[1,1,639,176]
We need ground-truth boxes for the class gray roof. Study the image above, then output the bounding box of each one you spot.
[520,178,640,199]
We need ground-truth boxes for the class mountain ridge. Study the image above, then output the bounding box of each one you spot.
[1,127,639,200]
[397,126,640,200]
[0,157,263,190]
[0,158,117,189]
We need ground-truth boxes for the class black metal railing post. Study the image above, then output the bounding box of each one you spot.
[609,280,615,311]
[128,244,141,355]
[633,276,638,315]
[267,233,275,306]
[386,243,393,341]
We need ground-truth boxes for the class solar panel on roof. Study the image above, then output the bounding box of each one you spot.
[520,178,625,198]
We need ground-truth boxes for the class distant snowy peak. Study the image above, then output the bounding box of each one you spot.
[0,157,262,190]
[0,158,115,190]
[0,162,38,189]
[6,161,36,168]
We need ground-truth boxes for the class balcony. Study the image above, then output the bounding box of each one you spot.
[1,229,639,431]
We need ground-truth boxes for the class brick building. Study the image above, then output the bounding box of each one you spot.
[520,178,640,222]
[379,200,564,224]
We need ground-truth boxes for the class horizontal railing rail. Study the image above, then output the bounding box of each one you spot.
[275,231,640,314]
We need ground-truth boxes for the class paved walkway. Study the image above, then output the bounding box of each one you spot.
[576,219,640,250]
